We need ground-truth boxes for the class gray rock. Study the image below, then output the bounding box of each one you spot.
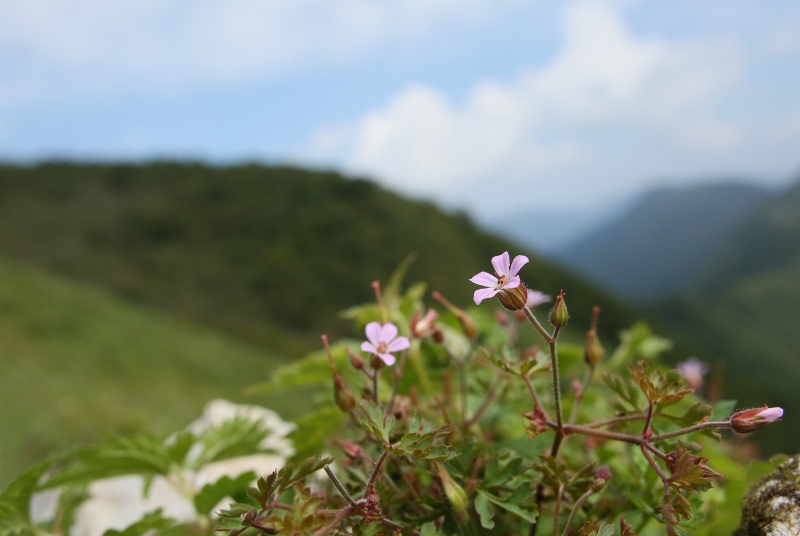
[735,455,800,535]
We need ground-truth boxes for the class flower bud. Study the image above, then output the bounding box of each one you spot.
[731,406,783,433]
[433,463,468,519]
[338,440,363,459]
[432,329,444,344]
[411,309,439,339]
[497,285,528,311]
[549,290,568,328]
[346,349,364,370]
[584,329,604,367]
[333,372,356,412]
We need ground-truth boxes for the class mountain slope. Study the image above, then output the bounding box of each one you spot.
[0,162,638,348]
[657,177,800,453]
[553,182,770,301]
[0,254,299,486]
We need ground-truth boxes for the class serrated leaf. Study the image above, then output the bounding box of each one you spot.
[166,431,195,465]
[101,509,175,536]
[474,492,495,529]
[193,417,272,468]
[45,436,171,488]
[195,471,256,515]
[662,402,712,428]
[274,456,333,495]
[0,457,55,519]
[602,371,642,409]
[355,399,395,444]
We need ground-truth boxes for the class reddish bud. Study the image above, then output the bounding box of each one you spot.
[432,329,444,344]
[347,349,364,370]
[333,373,356,413]
[584,329,604,367]
[497,285,528,311]
[731,406,783,433]
[338,441,363,459]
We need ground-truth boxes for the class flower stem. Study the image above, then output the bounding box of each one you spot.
[561,486,597,536]
[324,465,358,507]
[364,450,389,497]
[549,326,564,454]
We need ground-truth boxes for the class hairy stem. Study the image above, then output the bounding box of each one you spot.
[561,486,597,536]
[365,450,389,496]
[324,465,358,507]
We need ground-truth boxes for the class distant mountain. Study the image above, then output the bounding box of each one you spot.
[551,182,771,301]
[479,204,619,254]
[657,176,800,454]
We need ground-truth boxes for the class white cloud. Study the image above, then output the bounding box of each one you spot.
[0,0,523,105]
[302,1,746,213]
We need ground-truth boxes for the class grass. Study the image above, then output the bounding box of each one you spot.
[0,255,308,486]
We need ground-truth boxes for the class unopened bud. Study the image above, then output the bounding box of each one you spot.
[433,463,468,519]
[584,329,604,367]
[731,406,783,433]
[411,309,439,339]
[432,329,444,344]
[338,441,363,459]
[432,291,476,339]
[591,466,612,492]
[333,373,356,412]
[497,285,528,311]
[347,349,364,370]
[549,290,568,328]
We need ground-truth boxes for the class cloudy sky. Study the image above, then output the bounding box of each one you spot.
[2,0,800,219]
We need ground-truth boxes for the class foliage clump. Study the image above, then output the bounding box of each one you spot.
[1,254,785,535]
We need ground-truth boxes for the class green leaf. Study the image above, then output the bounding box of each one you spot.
[101,509,175,536]
[0,457,55,519]
[355,399,395,444]
[167,431,195,465]
[710,399,737,421]
[193,417,272,468]
[474,492,495,529]
[388,414,457,461]
[45,436,172,488]
[195,471,256,515]
[476,488,537,523]
[288,406,344,462]
[662,402,712,428]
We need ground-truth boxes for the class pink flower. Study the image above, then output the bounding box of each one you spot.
[526,290,552,308]
[676,357,709,390]
[361,322,410,366]
[469,252,529,305]
[731,406,783,434]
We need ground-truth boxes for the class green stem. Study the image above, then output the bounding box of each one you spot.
[549,327,564,454]
[568,366,593,425]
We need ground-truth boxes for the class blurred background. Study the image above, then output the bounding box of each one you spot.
[2,0,800,485]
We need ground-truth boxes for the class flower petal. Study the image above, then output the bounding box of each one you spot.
[474,287,499,305]
[379,323,398,343]
[379,353,396,366]
[361,342,378,354]
[491,252,511,276]
[509,255,529,277]
[503,276,521,289]
[387,336,410,353]
[365,322,382,345]
[469,272,499,288]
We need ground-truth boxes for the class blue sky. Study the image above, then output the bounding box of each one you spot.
[2,0,800,219]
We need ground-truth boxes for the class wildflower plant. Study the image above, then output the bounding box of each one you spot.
[2,253,785,536]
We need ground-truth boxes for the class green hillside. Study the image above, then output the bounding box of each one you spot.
[553,182,769,300]
[0,162,637,347]
[0,162,645,485]
[657,177,800,454]
[0,254,298,486]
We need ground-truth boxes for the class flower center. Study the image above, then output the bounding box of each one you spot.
[496,273,508,286]
[377,342,388,353]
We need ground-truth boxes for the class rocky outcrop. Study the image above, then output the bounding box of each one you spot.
[735,455,800,535]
